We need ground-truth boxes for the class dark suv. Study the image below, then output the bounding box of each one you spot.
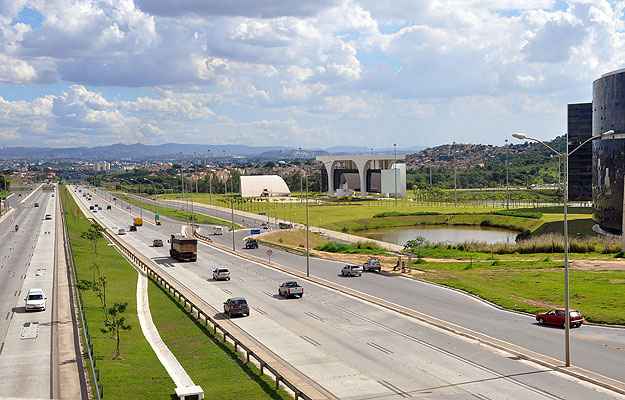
[223,297,249,318]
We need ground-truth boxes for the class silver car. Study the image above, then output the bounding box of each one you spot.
[341,264,363,277]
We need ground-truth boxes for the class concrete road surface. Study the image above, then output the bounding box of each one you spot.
[75,186,625,400]
[115,191,625,384]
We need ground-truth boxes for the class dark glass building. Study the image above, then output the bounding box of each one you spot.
[592,69,625,234]
[567,103,593,201]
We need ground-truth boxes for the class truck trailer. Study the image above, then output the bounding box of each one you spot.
[169,234,198,262]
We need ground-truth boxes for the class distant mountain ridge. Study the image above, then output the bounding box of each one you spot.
[0,143,425,161]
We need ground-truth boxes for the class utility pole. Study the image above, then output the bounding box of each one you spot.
[429,165,432,186]
[452,142,457,206]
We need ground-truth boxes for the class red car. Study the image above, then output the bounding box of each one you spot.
[536,309,584,328]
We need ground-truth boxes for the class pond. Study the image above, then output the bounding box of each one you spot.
[360,225,519,246]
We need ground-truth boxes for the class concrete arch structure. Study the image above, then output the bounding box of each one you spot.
[316,154,406,196]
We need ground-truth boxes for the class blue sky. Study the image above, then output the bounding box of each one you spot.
[0,0,623,149]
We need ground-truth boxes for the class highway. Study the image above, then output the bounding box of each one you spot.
[117,192,625,384]
[79,186,625,400]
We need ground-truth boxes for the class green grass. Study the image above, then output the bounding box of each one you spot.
[148,281,291,400]
[315,241,388,255]
[116,193,240,228]
[61,186,174,398]
[158,193,591,236]
[416,260,625,324]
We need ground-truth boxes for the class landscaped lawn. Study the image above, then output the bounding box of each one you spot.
[149,281,291,400]
[61,186,174,398]
[415,259,625,324]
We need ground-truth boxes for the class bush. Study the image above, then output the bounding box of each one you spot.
[315,241,386,255]
[493,210,543,219]
[373,211,441,218]
[422,233,621,255]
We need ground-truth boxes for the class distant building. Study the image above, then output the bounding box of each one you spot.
[316,154,407,197]
[240,175,291,198]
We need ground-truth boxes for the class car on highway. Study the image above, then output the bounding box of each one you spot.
[341,264,363,277]
[362,257,382,273]
[212,267,231,281]
[89,205,94,210]
[34,202,39,208]
[536,309,584,328]
[106,205,112,210]
[278,222,293,229]
[44,214,52,220]
[244,238,259,249]
[129,225,137,232]
[223,297,249,317]
[153,239,164,247]
[278,281,304,298]
[261,222,269,230]
[117,228,126,235]
[25,288,47,311]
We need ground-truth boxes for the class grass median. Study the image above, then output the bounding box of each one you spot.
[148,280,291,400]
[116,192,239,228]
[61,186,173,398]
[64,186,291,399]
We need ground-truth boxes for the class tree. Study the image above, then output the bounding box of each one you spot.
[101,302,131,359]
[81,223,104,256]
[404,236,426,261]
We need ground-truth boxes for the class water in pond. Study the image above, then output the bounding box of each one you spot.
[361,225,518,245]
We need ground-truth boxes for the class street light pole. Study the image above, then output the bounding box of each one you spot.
[305,172,310,277]
[393,143,398,208]
[505,139,510,209]
[512,129,614,367]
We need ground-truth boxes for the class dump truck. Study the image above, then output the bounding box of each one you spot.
[169,234,197,262]
[133,217,143,226]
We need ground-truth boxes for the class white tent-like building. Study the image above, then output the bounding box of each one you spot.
[240,175,291,198]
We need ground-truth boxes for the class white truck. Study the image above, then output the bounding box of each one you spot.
[278,281,304,298]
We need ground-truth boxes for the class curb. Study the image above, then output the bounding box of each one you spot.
[195,233,625,397]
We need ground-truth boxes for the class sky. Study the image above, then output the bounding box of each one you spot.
[0,0,624,149]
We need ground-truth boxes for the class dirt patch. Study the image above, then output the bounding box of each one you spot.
[572,260,625,271]
[511,295,559,309]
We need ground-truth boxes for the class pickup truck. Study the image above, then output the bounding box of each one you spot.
[244,238,259,249]
[278,281,303,298]
[278,222,293,229]
[340,264,363,277]
[212,267,230,281]
[362,257,382,273]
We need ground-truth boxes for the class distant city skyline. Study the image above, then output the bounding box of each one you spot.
[0,1,623,148]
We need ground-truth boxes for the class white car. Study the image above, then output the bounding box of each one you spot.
[25,288,47,311]
[117,228,126,235]
[212,268,230,281]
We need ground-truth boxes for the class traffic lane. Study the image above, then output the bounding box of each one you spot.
[0,192,56,398]
[107,191,625,382]
[81,194,625,400]
[0,192,50,345]
[245,236,625,382]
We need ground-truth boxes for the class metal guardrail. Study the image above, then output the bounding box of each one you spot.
[60,190,102,399]
[68,187,336,400]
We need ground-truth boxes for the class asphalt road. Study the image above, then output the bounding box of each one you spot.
[113,191,625,384]
[0,188,49,347]
[78,186,625,400]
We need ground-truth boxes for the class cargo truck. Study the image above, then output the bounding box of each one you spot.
[133,217,143,226]
[169,234,197,262]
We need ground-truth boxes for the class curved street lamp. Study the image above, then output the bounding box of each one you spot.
[512,129,614,367]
